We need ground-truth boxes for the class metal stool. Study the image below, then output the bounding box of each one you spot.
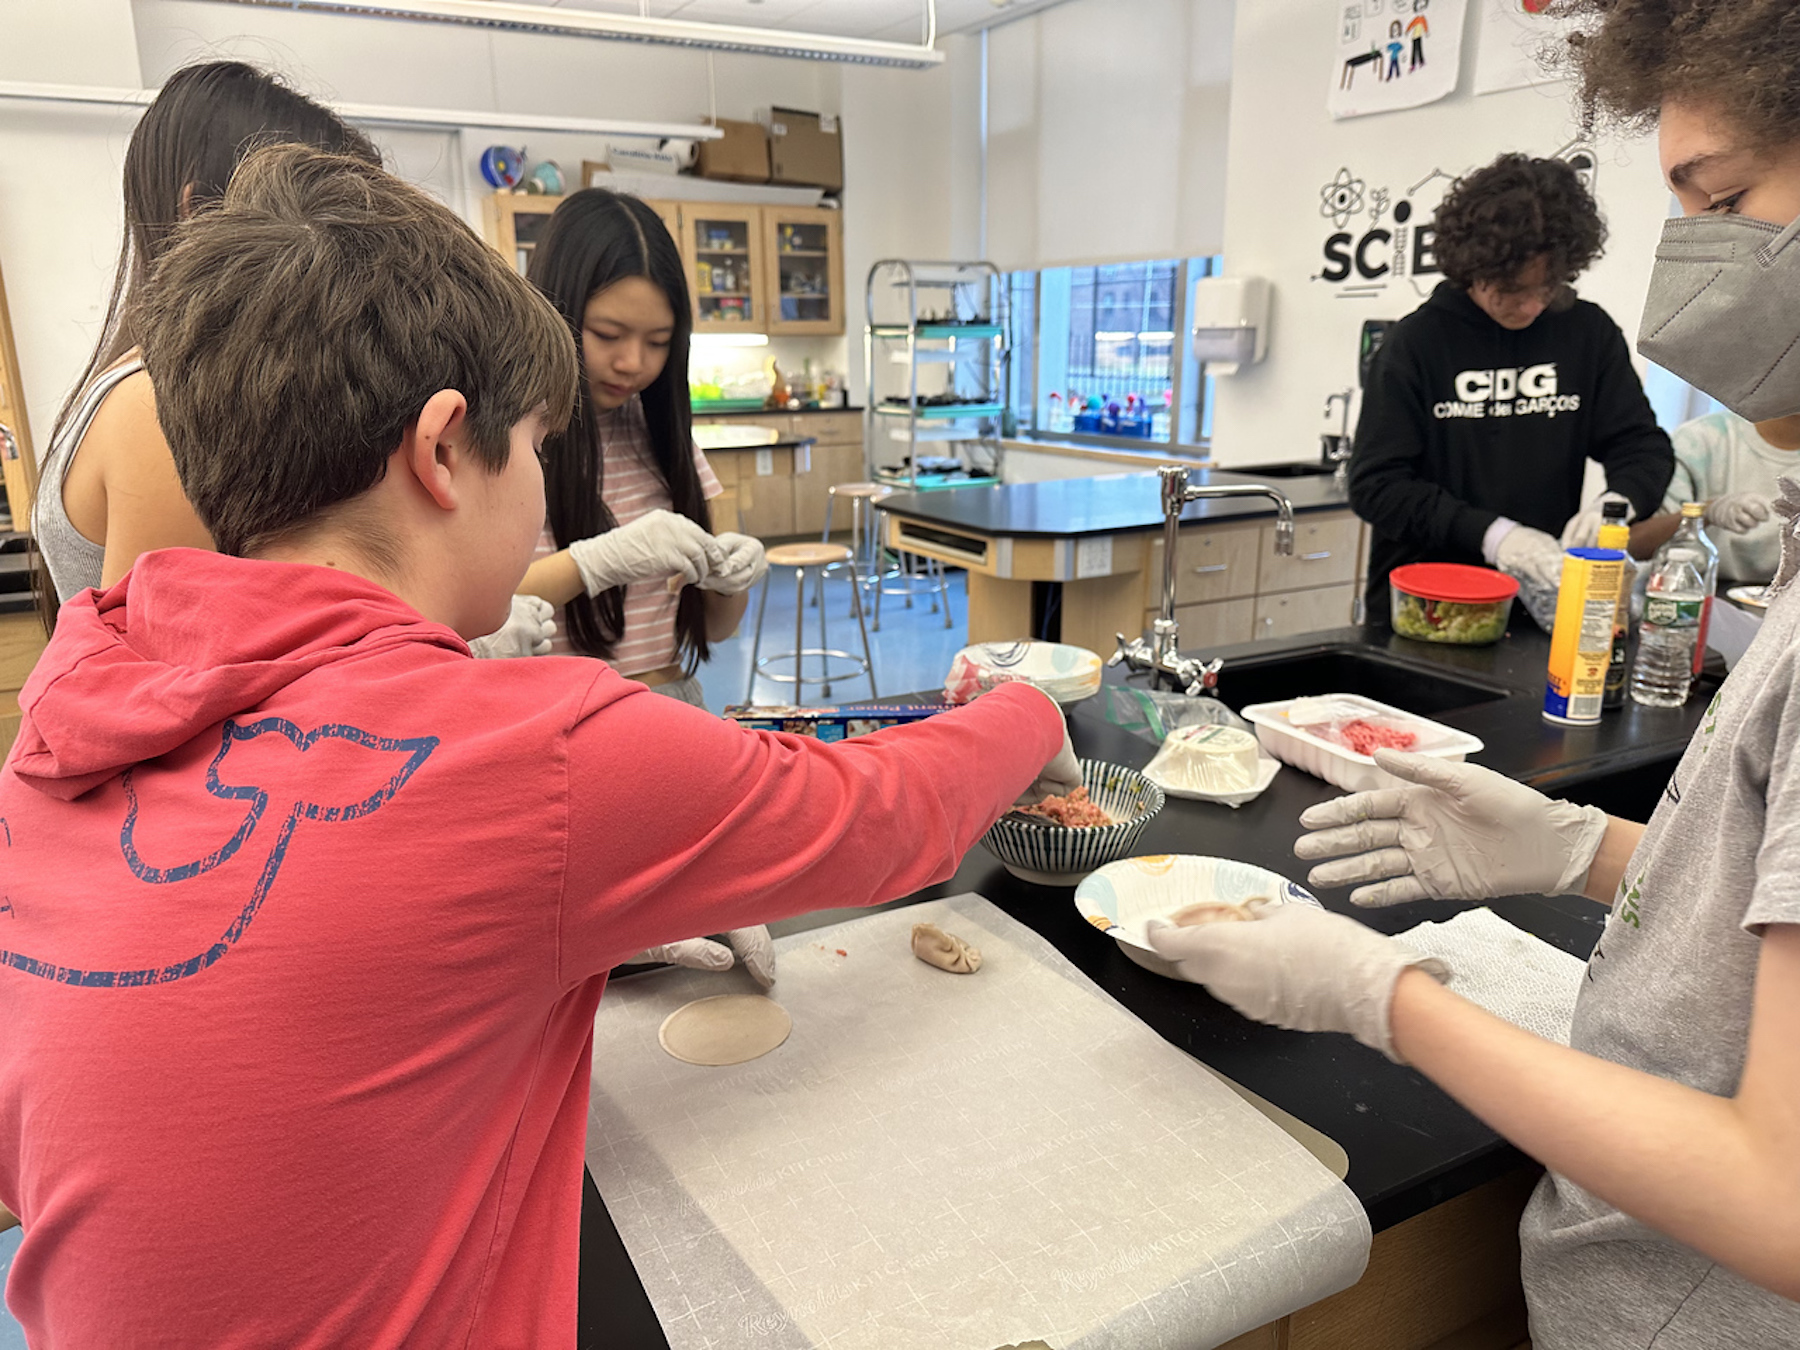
[747,542,877,703]
[872,503,954,632]
[812,481,891,609]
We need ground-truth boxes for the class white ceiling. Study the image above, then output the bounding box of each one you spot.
[524,0,1068,44]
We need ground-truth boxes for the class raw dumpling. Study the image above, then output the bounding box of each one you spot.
[1169,898,1263,927]
[911,922,982,974]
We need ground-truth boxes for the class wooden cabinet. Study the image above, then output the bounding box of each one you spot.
[1146,520,1262,607]
[1142,597,1257,650]
[760,206,845,335]
[482,194,847,337]
[0,611,46,760]
[1253,583,1358,640]
[678,204,769,333]
[1257,512,1361,594]
[793,440,867,537]
[481,193,564,277]
[731,447,796,538]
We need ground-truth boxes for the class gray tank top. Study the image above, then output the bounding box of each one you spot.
[34,357,144,603]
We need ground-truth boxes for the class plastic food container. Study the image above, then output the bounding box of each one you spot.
[1239,694,1484,793]
[1389,562,1518,645]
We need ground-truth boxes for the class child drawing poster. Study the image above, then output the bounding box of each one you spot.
[1328,0,1468,120]
[1474,0,1579,95]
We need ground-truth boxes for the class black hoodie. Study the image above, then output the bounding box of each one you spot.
[1349,282,1673,619]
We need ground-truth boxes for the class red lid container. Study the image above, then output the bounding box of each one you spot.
[1388,562,1519,605]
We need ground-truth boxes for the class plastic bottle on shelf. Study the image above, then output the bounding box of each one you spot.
[1047,391,1064,432]
[1597,499,1634,710]
[1630,502,1719,708]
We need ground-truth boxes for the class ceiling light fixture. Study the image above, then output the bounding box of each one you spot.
[209,0,947,68]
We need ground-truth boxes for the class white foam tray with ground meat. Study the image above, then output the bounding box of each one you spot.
[1239,693,1483,794]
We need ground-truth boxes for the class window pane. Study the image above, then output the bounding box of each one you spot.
[1005,271,1037,433]
[1052,260,1179,441]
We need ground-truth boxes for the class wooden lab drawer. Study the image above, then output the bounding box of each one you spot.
[1147,521,1263,608]
[791,410,862,445]
[1142,597,1257,650]
[735,448,795,537]
[1253,584,1357,641]
[709,488,741,534]
[792,441,868,537]
[0,611,46,692]
[1258,512,1360,594]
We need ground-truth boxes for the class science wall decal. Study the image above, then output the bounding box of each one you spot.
[1328,0,1468,120]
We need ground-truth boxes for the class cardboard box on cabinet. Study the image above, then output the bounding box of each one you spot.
[766,108,843,191]
[694,118,771,183]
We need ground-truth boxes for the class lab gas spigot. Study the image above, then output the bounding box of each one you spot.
[1108,465,1296,695]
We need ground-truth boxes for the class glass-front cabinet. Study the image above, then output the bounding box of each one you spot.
[483,195,846,337]
[679,205,768,333]
[761,206,844,336]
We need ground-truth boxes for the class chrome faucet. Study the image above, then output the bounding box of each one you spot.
[1321,389,1354,489]
[1109,464,1295,695]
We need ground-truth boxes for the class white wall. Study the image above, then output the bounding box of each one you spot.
[1205,0,1669,471]
[0,0,143,454]
[986,0,1235,269]
[0,0,963,444]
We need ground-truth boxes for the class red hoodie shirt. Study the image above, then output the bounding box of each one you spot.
[0,549,1060,1347]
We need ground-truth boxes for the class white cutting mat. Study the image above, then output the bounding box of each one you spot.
[587,894,1369,1349]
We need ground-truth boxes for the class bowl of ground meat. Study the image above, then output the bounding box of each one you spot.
[981,759,1165,886]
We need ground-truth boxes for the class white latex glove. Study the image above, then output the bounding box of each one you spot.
[1145,903,1448,1062]
[1292,749,1609,907]
[1705,492,1774,534]
[567,510,726,597]
[1559,491,1633,549]
[697,532,768,595]
[1000,682,1083,804]
[1493,524,1566,595]
[627,927,776,989]
[467,594,556,659]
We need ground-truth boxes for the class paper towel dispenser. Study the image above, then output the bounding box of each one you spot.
[1190,276,1271,375]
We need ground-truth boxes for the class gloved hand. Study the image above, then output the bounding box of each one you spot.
[627,927,776,989]
[1705,492,1774,534]
[1560,491,1633,549]
[696,532,769,594]
[567,510,725,597]
[468,594,556,659]
[1293,749,1609,907]
[1003,682,1083,805]
[1493,524,1566,594]
[1145,902,1448,1062]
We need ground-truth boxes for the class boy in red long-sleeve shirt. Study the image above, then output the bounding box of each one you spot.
[0,145,1073,1347]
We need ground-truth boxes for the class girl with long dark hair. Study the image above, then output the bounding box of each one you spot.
[519,189,772,987]
[35,63,377,604]
[32,61,554,658]
[520,189,766,703]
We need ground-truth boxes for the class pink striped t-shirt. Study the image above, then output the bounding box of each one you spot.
[535,396,723,674]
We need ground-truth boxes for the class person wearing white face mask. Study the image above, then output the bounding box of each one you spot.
[1147,4,1800,1346]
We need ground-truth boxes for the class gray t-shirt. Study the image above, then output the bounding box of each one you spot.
[1519,477,1800,1347]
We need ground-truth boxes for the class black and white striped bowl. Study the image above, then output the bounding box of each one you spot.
[981,759,1165,887]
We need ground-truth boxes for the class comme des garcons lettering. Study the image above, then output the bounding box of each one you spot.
[1433,363,1582,420]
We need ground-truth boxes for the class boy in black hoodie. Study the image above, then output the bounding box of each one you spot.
[1348,153,1673,623]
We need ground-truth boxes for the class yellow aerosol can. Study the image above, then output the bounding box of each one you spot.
[1544,546,1628,726]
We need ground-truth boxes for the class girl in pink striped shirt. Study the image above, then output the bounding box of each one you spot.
[520,190,766,708]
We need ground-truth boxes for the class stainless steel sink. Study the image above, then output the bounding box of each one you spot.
[1234,461,1337,479]
[1208,644,1512,716]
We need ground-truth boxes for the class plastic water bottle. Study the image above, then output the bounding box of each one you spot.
[1630,502,1719,708]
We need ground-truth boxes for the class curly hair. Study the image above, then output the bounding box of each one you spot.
[1560,0,1800,152]
[1431,153,1607,289]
